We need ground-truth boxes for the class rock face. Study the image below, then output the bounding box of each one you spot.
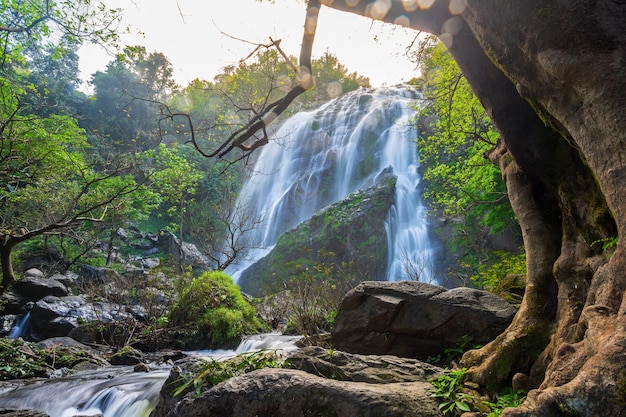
[158,232,212,270]
[237,171,397,296]
[150,346,444,417]
[331,281,516,359]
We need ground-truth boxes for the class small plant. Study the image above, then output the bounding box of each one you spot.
[591,236,619,252]
[429,368,475,416]
[485,388,526,416]
[173,350,284,397]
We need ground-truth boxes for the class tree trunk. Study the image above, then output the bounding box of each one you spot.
[0,240,17,294]
[316,1,626,415]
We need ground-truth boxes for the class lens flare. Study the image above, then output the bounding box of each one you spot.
[367,0,392,19]
[448,0,467,15]
[439,32,453,48]
[401,0,418,12]
[394,15,411,27]
[442,16,462,36]
[305,6,319,36]
[417,0,435,9]
[326,82,342,98]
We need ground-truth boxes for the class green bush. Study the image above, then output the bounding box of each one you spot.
[167,271,265,348]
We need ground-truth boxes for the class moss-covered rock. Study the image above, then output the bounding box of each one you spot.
[238,171,397,296]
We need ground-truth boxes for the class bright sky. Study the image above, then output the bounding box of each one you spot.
[78,0,422,90]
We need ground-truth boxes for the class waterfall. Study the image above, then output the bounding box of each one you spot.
[9,312,32,339]
[227,86,441,284]
[0,334,300,417]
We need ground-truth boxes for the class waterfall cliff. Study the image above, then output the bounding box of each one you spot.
[228,86,441,285]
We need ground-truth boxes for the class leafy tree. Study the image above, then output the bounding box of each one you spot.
[147,143,204,240]
[413,37,520,282]
[0,3,157,295]
[0,0,122,69]
[0,77,156,292]
[304,50,370,105]
[83,46,178,154]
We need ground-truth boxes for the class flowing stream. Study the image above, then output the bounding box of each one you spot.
[0,334,300,417]
[227,85,441,283]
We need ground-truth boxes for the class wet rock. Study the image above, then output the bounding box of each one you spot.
[151,346,444,417]
[110,346,144,365]
[0,410,49,417]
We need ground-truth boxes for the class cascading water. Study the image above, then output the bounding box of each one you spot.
[0,334,300,417]
[228,86,441,284]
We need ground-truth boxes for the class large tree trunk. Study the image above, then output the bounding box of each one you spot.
[0,240,17,294]
[317,1,626,415]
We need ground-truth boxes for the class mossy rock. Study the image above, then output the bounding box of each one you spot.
[238,172,397,296]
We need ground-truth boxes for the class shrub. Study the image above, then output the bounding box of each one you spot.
[167,271,265,348]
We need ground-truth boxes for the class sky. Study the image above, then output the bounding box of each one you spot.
[78,0,423,90]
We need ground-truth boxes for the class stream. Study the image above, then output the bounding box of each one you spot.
[0,334,301,417]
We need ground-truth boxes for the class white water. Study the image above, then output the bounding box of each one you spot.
[227,86,440,283]
[9,312,31,339]
[0,334,301,417]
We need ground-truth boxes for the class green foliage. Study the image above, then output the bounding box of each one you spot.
[591,236,618,252]
[0,0,122,70]
[0,337,104,380]
[414,36,521,287]
[145,143,204,239]
[167,271,265,348]
[277,253,363,336]
[429,368,474,416]
[173,350,285,398]
[470,251,526,292]
[485,388,527,417]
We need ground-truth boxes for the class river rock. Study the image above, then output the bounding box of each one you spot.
[11,276,69,301]
[330,281,516,359]
[286,345,443,383]
[151,346,444,417]
[157,368,440,417]
[110,346,144,365]
[0,410,50,417]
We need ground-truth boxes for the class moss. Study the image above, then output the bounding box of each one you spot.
[167,271,265,348]
[617,369,626,406]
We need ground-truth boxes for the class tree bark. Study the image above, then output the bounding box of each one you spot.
[0,240,17,294]
[315,1,626,415]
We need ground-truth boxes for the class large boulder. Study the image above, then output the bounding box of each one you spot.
[11,274,69,302]
[158,232,211,270]
[28,296,130,340]
[331,281,516,359]
[151,346,444,417]
[237,170,397,296]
